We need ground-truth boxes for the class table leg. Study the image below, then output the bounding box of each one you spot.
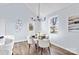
[41,48,43,55]
[48,47,50,55]
[28,44,31,54]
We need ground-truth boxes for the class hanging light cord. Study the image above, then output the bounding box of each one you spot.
[38,3,40,17]
[31,3,46,21]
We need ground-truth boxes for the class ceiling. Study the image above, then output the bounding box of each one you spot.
[0,3,73,16]
[25,3,73,16]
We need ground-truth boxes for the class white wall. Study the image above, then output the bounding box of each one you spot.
[1,3,79,51]
[0,4,40,42]
[41,4,79,51]
[0,19,5,36]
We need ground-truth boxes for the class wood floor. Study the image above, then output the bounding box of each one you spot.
[12,41,76,55]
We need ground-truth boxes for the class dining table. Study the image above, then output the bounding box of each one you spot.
[30,34,50,53]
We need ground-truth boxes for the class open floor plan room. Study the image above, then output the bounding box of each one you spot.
[0,3,79,55]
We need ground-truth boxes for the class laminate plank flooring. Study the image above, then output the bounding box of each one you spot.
[12,41,76,55]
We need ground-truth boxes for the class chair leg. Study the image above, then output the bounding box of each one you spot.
[28,44,31,54]
[12,53,14,55]
[35,44,38,52]
[48,47,50,55]
[41,48,43,55]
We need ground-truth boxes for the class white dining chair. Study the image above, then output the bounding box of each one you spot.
[33,38,39,52]
[38,39,50,55]
[27,36,35,54]
[0,35,15,55]
[27,35,39,54]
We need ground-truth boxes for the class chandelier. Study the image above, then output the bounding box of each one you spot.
[31,3,46,22]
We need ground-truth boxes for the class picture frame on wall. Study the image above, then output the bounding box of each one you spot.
[16,19,23,32]
[29,23,33,31]
[68,16,79,32]
[50,16,58,33]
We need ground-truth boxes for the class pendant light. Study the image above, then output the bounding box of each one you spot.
[31,3,46,22]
